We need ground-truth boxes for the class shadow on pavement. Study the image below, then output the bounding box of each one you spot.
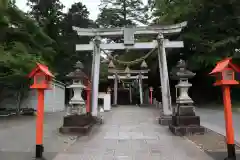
[0,151,57,160]
[207,151,240,160]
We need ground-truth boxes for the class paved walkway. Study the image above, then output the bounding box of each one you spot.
[0,112,77,160]
[54,106,213,160]
[196,108,240,144]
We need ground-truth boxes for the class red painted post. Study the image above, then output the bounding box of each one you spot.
[28,63,54,159]
[149,87,153,104]
[36,89,44,158]
[222,85,235,159]
[86,81,91,113]
[209,58,240,160]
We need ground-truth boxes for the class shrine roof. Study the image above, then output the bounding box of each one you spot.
[210,58,240,74]
[28,63,54,78]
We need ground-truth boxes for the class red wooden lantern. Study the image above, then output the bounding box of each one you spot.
[28,63,54,159]
[209,57,240,160]
[149,87,153,92]
[28,63,54,89]
[209,58,240,86]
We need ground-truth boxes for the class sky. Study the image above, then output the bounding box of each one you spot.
[16,0,101,20]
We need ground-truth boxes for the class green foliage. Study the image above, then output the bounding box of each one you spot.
[27,1,94,81]
[0,0,56,107]
[0,0,95,107]
[0,2,50,77]
[100,62,109,82]
[54,2,94,80]
[152,0,240,70]
[97,0,149,27]
[27,0,64,40]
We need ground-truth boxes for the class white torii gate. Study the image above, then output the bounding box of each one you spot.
[108,65,149,105]
[73,22,187,116]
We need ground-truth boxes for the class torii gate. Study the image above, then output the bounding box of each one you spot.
[73,22,187,116]
[108,60,149,106]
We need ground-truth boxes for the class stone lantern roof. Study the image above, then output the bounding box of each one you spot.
[66,61,87,80]
[171,59,196,80]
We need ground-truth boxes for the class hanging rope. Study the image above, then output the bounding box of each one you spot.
[101,46,157,66]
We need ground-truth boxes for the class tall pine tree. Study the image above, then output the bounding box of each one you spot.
[27,0,64,40]
[97,0,149,27]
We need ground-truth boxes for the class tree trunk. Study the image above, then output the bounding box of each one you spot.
[123,0,127,26]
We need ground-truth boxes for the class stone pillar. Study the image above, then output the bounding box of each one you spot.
[144,88,149,104]
[91,36,101,116]
[157,33,172,125]
[129,85,132,104]
[138,74,143,105]
[113,74,118,106]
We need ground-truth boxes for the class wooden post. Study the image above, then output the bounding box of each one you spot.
[36,89,44,158]
[222,86,236,159]
[149,87,153,104]
[28,63,54,159]
[209,58,240,160]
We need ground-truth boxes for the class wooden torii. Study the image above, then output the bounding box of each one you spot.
[73,22,187,117]
[108,60,149,106]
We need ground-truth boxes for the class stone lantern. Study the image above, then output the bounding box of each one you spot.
[171,59,196,115]
[66,61,86,115]
[169,59,205,135]
[60,61,102,134]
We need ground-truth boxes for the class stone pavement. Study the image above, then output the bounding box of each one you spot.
[0,112,77,160]
[196,108,240,144]
[54,106,214,160]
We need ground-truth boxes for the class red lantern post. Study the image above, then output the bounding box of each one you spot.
[86,80,91,114]
[210,58,240,160]
[28,63,54,159]
[149,87,153,104]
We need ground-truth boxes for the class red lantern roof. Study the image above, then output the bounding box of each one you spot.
[209,58,240,74]
[28,63,54,78]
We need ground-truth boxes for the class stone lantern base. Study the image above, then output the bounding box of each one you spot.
[169,104,205,136]
[158,115,172,125]
[59,114,103,135]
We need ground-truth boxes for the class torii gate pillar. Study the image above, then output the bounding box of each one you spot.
[113,74,118,106]
[157,34,173,125]
[91,36,101,116]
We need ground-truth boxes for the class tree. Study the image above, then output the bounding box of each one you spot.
[54,2,95,80]
[97,0,149,27]
[152,0,240,69]
[27,0,64,40]
[0,0,55,108]
[150,0,240,103]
